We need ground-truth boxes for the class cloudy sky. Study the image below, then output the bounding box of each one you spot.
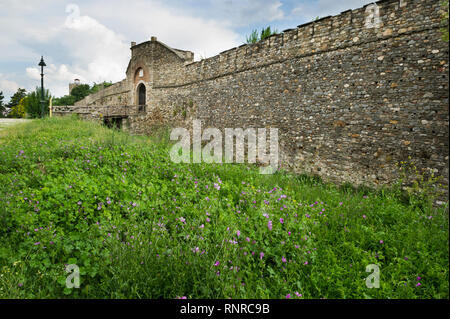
[0,0,373,101]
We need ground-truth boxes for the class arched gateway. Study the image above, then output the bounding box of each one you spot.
[137,83,146,111]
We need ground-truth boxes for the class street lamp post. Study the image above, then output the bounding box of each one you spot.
[38,56,46,117]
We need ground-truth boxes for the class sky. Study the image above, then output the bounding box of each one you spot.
[0,0,374,101]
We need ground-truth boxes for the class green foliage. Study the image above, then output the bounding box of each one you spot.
[52,95,76,107]
[53,81,114,106]
[90,81,113,95]
[393,158,447,210]
[6,88,27,111]
[23,88,51,118]
[246,26,279,44]
[441,0,449,42]
[8,98,26,118]
[0,117,448,299]
[70,84,91,103]
[173,100,192,119]
[246,29,259,44]
[6,89,27,118]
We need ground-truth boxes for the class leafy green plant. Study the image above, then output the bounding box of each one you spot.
[23,87,51,118]
[53,81,114,106]
[246,29,259,44]
[246,26,279,44]
[0,117,447,299]
[8,98,26,118]
[394,157,447,209]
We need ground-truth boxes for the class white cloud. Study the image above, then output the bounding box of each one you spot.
[208,0,285,26]
[26,63,86,97]
[82,0,241,59]
[0,0,378,101]
[0,74,20,99]
[25,68,40,81]
[0,3,132,98]
[58,4,130,83]
[0,0,244,98]
[291,0,373,21]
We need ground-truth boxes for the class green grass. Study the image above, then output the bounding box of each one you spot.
[0,116,448,299]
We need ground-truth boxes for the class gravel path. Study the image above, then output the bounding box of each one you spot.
[0,118,31,130]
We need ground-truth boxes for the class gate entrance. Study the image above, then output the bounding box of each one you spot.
[138,83,146,106]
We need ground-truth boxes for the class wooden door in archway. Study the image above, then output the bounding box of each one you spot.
[138,83,146,106]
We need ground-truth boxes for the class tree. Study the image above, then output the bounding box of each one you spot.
[246,26,278,44]
[90,81,113,94]
[6,88,27,117]
[260,26,277,40]
[7,88,27,109]
[50,80,114,107]
[23,87,51,118]
[0,91,5,118]
[53,94,76,106]
[70,84,91,102]
[9,97,26,118]
[24,91,39,118]
[53,81,113,106]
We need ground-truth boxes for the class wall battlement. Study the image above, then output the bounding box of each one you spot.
[156,0,443,88]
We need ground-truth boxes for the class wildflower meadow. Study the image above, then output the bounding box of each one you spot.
[0,117,448,298]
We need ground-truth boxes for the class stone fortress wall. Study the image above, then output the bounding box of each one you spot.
[54,0,449,191]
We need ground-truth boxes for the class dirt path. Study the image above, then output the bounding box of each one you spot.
[0,118,31,131]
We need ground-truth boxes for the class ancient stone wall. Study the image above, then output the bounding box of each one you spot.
[54,0,449,190]
[74,79,130,106]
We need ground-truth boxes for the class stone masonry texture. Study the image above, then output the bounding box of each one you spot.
[54,0,449,192]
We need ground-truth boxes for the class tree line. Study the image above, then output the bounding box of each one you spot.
[0,81,112,118]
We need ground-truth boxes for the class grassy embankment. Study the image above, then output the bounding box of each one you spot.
[0,116,448,298]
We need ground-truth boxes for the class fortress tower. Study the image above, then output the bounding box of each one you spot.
[69,79,81,94]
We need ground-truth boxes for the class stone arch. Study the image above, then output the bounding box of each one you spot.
[137,83,146,107]
[134,67,145,83]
